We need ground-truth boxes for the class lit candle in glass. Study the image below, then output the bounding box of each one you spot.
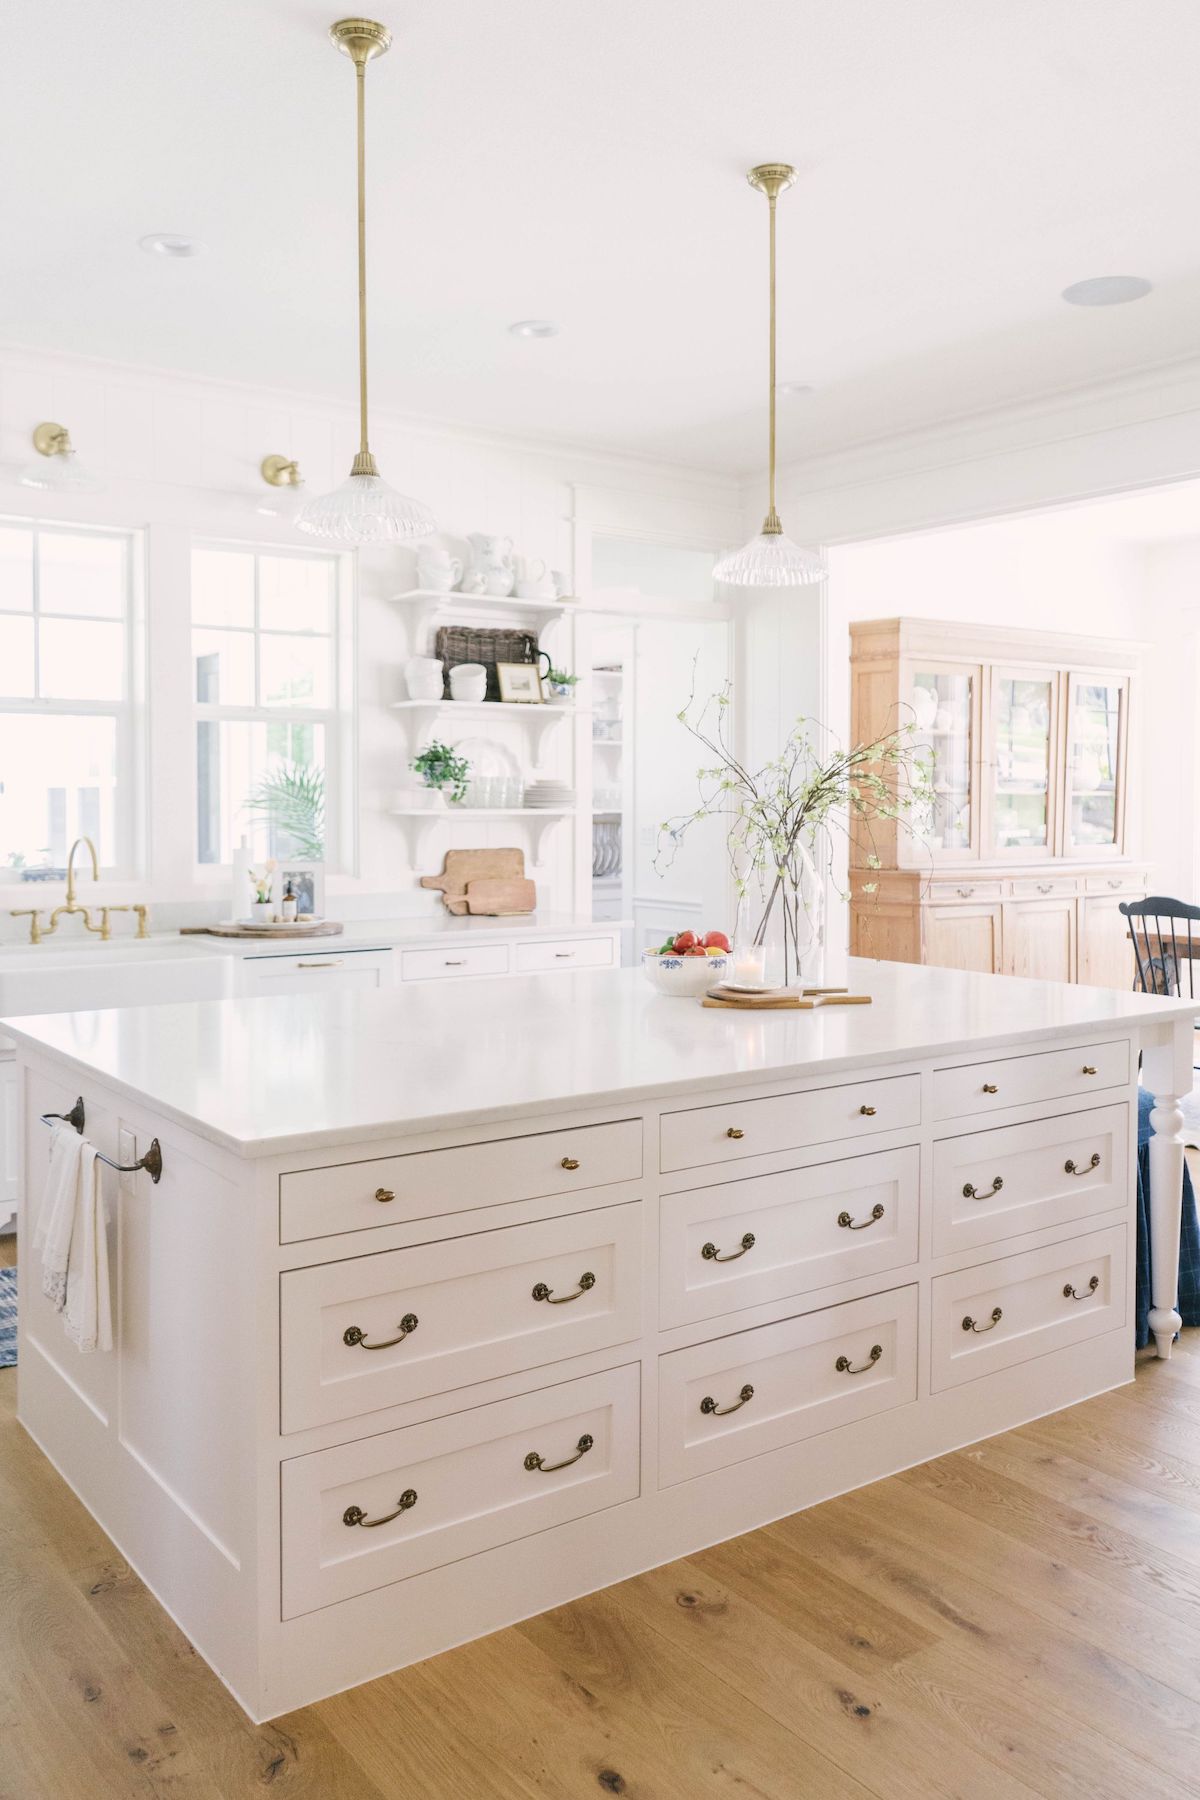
[732,941,767,986]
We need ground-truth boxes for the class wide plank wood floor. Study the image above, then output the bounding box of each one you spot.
[3,1304,1199,1798]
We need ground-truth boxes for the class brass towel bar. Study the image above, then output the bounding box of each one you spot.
[41,1096,163,1185]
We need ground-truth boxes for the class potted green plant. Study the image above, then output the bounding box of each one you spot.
[545,666,579,702]
[411,740,471,806]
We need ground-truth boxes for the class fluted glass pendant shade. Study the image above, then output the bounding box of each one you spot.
[716,164,822,589]
[297,20,434,547]
[714,527,824,588]
[297,468,436,542]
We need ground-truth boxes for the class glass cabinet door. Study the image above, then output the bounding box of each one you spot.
[908,666,975,856]
[989,669,1058,857]
[1064,674,1126,855]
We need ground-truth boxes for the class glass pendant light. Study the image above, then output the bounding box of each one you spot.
[714,164,823,588]
[298,18,435,544]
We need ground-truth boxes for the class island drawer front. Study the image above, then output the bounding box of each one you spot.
[281,1362,640,1618]
[239,948,394,997]
[281,1203,643,1431]
[515,936,615,973]
[659,1075,921,1174]
[657,1285,917,1488]
[279,1118,643,1243]
[659,1146,920,1330]
[930,1224,1126,1393]
[932,1041,1129,1121]
[932,1104,1128,1257]
[401,945,510,981]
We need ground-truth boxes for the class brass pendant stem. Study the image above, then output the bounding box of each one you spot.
[768,188,777,525]
[355,58,370,459]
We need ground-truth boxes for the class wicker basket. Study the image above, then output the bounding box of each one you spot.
[435,626,539,702]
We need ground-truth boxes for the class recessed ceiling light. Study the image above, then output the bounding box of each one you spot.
[777,381,815,397]
[507,319,559,339]
[1061,275,1152,307]
[139,233,205,259]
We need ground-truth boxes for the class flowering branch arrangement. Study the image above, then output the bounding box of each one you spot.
[655,676,932,982]
[248,859,277,905]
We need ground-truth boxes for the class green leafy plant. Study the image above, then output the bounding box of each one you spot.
[545,666,579,689]
[412,740,471,805]
[244,762,326,859]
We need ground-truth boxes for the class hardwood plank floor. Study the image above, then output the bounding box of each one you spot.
[1,1333,1197,1800]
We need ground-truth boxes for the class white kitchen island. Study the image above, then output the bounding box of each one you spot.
[5,960,1195,1720]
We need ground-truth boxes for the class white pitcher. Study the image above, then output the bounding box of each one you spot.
[466,533,515,598]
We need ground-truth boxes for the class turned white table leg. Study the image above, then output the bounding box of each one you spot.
[1142,1017,1195,1359]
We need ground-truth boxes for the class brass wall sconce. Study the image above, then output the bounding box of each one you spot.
[257,453,305,518]
[18,421,104,493]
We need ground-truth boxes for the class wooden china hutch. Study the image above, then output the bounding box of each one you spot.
[850,618,1147,989]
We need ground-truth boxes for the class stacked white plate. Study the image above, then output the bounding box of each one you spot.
[523,779,575,809]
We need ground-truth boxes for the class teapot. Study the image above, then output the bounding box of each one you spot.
[466,532,515,598]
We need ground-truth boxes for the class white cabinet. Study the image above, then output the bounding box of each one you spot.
[238,948,394,996]
[0,1056,16,1231]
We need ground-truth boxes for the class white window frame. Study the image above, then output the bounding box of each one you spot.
[191,540,355,876]
[0,516,145,884]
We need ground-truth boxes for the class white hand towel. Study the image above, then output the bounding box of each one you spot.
[33,1121,112,1354]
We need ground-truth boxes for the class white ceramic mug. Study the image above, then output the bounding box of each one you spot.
[404,656,445,701]
[417,547,464,593]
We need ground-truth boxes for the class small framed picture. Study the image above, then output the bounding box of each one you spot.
[273,860,325,918]
[496,662,544,705]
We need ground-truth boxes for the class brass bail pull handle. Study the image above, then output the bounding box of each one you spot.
[962,1307,1003,1334]
[700,1383,754,1417]
[525,1433,594,1473]
[1064,1153,1101,1177]
[343,1488,417,1529]
[702,1232,756,1263]
[343,1312,418,1351]
[835,1343,883,1375]
[1063,1275,1100,1302]
[963,1175,1003,1200]
[532,1271,596,1305]
[838,1203,885,1232]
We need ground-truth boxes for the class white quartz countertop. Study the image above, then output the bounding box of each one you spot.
[3,960,1195,1160]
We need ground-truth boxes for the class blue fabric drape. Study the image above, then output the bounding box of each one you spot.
[1136,1087,1200,1348]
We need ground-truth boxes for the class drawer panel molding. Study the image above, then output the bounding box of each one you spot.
[402,945,509,981]
[281,1363,640,1617]
[281,1203,643,1431]
[515,937,615,973]
[660,1075,921,1174]
[660,1145,920,1329]
[933,1040,1129,1121]
[930,1224,1126,1392]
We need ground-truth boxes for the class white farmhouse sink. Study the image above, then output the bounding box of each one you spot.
[0,936,233,1023]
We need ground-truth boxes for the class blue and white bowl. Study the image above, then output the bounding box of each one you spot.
[642,947,730,996]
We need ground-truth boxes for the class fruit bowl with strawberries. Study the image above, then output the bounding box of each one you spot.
[641,929,731,996]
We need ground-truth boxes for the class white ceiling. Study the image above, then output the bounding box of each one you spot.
[5,0,1200,474]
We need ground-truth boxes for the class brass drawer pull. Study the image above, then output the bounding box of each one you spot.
[838,1202,885,1231]
[962,1307,1003,1334]
[560,1156,581,1170]
[343,1313,418,1350]
[1064,1153,1101,1177]
[297,959,344,969]
[726,1127,745,1140]
[836,1343,883,1375]
[956,886,974,898]
[1082,1065,1097,1076]
[963,1175,1003,1200]
[859,1104,877,1116]
[532,1271,596,1304]
[343,1488,417,1529]
[525,1433,593,1473]
[1037,882,1053,894]
[700,1383,754,1417]
[443,958,466,966]
[702,1232,756,1263]
[374,1187,395,1203]
[982,1082,999,1094]
[554,951,575,958]
[1063,1275,1100,1302]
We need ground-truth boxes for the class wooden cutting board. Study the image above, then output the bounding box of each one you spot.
[465,877,536,916]
[702,988,871,1010]
[420,848,526,906]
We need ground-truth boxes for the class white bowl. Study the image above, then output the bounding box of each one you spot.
[641,947,730,996]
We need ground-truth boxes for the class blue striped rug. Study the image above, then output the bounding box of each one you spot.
[0,1266,15,1368]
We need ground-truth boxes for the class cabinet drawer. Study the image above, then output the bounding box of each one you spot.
[657,1286,917,1487]
[1008,876,1081,899]
[660,1075,920,1174]
[933,1040,1129,1121]
[932,1104,1129,1256]
[1085,871,1147,896]
[279,1118,642,1243]
[930,1225,1126,1392]
[929,881,1004,903]
[281,1204,643,1431]
[281,1363,640,1618]
[240,948,393,996]
[659,1146,919,1330]
[515,936,615,973]
[401,945,509,981]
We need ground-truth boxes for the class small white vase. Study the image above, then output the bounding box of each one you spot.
[250,900,274,925]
